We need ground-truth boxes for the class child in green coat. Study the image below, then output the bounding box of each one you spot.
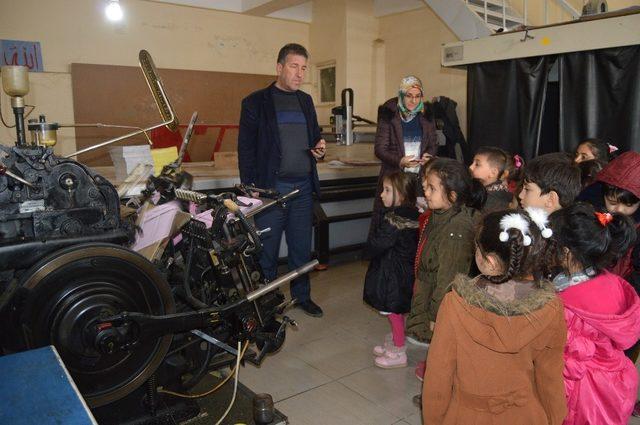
[405,158,486,380]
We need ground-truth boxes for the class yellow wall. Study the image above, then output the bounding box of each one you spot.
[308,0,347,124]
[345,0,380,122]
[309,0,384,125]
[0,72,76,155]
[1,0,309,74]
[0,0,309,154]
[379,7,468,135]
[2,0,638,153]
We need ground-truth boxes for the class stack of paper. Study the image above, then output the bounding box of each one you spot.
[109,145,153,181]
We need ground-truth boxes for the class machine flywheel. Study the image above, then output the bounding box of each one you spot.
[18,243,175,408]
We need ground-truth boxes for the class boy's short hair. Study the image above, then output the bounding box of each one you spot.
[523,153,581,207]
[475,147,509,178]
[277,43,308,64]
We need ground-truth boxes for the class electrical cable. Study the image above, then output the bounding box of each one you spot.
[213,340,242,425]
[157,341,248,399]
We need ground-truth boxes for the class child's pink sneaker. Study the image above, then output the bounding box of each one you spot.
[374,346,407,369]
[415,360,426,381]
[373,333,393,356]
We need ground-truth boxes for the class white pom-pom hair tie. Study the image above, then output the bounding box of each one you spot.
[525,207,553,239]
[499,213,532,246]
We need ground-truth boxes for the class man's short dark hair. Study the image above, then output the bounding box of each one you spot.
[277,43,309,64]
[523,153,581,207]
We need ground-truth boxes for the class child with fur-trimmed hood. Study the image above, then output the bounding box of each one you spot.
[422,208,567,425]
[364,172,419,369]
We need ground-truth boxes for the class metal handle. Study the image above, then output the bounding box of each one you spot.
[64,80,176,158]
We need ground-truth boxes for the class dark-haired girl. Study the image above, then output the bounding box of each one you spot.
[422,208,567,424]
[574,138,618,164]
[405,158,485,378]
[363,172,419,369]
[548,202,640,425]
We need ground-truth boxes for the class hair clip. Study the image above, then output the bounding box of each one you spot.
[607,143,619,154]
[513,154,523,169]
[526,207,553,238]
[595,211,613,226]
[499,213,532,246]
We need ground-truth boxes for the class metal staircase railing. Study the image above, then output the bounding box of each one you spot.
[464,0,581,32]
[465,0,524,32]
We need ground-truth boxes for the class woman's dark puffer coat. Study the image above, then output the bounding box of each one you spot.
[363,206,419,313]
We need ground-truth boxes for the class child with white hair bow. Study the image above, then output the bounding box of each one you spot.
[421,207,567,425]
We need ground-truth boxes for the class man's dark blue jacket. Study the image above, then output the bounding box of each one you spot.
[238,83,322,195]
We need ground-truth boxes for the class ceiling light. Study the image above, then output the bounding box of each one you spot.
[105,0,124,21]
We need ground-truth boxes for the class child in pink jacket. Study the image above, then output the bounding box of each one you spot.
[548,202,640,425]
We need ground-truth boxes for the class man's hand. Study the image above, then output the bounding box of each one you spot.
[310,139,326,160]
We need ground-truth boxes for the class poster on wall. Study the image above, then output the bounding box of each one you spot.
[1,39,43,72]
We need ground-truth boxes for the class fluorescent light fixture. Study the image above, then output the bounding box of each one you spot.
[105,0,124,21]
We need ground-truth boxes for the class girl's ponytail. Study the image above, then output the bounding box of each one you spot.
[603,212,637,269]
[466,178,487,210]
[548,203,637,273]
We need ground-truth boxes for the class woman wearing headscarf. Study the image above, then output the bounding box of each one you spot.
[369,75,437,236]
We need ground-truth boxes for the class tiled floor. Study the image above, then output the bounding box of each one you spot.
[240,259,640,425]
[240,260,426,425]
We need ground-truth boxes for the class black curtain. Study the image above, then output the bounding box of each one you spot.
[558,45,640,153]
[467,56,553,159]
[539,81,560,155]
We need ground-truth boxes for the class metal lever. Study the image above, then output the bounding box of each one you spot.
[191,329,239,356]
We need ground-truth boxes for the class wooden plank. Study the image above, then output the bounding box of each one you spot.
[71,63,274,166]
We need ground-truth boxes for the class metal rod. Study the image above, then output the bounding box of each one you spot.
[484,0,488,23]
[13,106,26,147]
[345,104,353,146]
[502,0,506,29]
[0,167,35,187]
[63,80,175,158]
[58,123,154,145]
[524,0,528,26]
[244,189,300,218]
[191,329,239,356]
[246,260,318,302]
[554,0,580,19]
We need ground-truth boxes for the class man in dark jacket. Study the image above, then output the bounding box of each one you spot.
[238,43,326,317]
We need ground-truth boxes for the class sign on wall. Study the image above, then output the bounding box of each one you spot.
[1,39,43,72]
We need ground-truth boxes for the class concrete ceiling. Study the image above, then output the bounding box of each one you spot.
[147,0,426,22]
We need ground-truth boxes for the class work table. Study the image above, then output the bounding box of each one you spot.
[92,143,381,191]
